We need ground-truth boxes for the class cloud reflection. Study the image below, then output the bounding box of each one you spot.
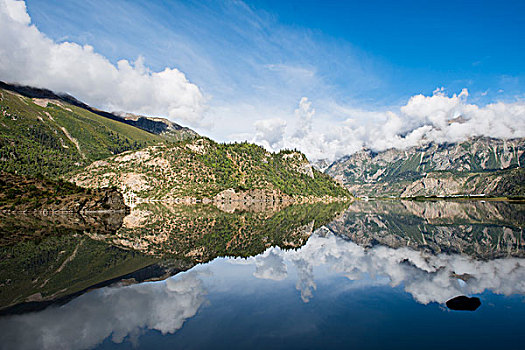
[2,230,525,349]
[0,272,207,350]
[249,231,525,305]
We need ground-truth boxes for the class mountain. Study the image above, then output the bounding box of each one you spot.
[115,112,197,141]
[1,82,347,201]
[70,137,351,201]
[326,137,525,197]
[0,82,197,140]
[0,82,196,178]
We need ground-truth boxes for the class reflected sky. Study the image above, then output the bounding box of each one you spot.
[0,272,207,350]
[2,230,525,350]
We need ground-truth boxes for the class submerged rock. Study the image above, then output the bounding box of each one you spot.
[446,295,481,311]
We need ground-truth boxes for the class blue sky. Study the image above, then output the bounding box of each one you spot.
[2,0,524,159]
[25,0,525,103]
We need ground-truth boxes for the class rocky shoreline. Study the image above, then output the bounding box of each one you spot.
[124,187,350,209]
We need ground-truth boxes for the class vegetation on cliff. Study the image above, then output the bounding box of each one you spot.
[71,138,350,200]
[1,83,347,201]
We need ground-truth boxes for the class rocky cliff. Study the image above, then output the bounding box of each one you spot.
[326,137,525,197]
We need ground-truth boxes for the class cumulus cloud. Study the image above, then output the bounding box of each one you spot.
[0,0,206,126]
[254,118,287,148]
[0,272,207,350]
[253,90,525,162]
[293,97,315,138]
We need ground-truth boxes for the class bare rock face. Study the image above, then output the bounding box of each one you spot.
[326,137,525,197]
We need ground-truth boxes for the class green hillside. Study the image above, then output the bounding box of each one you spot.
[0,88,163,178]
[70,137,350,200]
[0,83,348,201]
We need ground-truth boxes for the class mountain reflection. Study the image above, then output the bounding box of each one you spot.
[0,201,346,312]
[90,201,347,260]
[1,200,524,349]
[329,200,525,259]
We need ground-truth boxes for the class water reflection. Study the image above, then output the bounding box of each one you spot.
[0,201,345,312]
[1,200,524,349]
[88,201,346,260]
[248,231,525,304]
[2,228,525,349]
[0,272,207,350]
[329,200,525,259]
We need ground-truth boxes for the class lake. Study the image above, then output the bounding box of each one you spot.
[0,200,524,349]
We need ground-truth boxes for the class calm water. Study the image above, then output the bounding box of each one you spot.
[0,200,524,349]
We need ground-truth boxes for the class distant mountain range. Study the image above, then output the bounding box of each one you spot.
[325,137,525,197]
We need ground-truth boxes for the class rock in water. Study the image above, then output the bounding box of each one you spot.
[446,296,481,311]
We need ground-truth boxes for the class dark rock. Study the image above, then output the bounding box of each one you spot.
[446,295,481,311]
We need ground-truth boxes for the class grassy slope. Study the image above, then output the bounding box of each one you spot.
[0,89,162,178]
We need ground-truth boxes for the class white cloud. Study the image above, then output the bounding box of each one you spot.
[0,0,206,126]
[2,0,523,158]
[252,90,525,162]
[254,118,287,148]
[253,248,288,281]
[293,97,315,138]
